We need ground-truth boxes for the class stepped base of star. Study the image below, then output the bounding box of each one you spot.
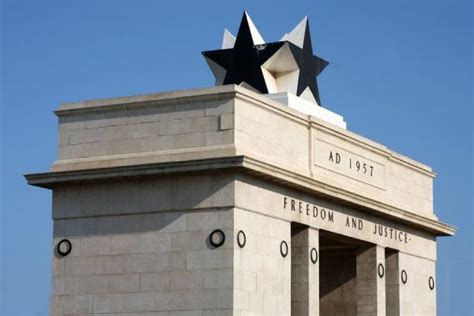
[266,92,346,129]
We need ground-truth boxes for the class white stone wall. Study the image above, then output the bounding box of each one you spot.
[233,93,435,218]
[234,173,437,261]
[233,208,291,315]
[55,96,235,171]
[39,86,448,315]
[52,173,234,219]
[310,129,435,217]
[234,95,309,174]
[398,252,437,315]
[385,251,437,315]
[52,86,438,221]
[51,173,237,315]
[52,209,235,315]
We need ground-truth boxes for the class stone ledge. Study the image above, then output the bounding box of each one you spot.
[51,145,238,172]
[24,155,455,237]
[55,85,240,115]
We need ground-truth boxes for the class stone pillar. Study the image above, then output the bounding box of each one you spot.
[291,225,319,316]
[356,245,386,316]
[385,251,400,316]
[397,252,437,315]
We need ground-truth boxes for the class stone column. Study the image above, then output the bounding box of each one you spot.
[356,245,386,316]
[291,225,319,316]
[385,252,400,316]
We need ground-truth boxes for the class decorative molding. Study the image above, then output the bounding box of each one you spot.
[429,276,435,290]
[280,240,288,257]
[24,155,455,236]
[310,248,318,264]
[210,230,226,248]
[237,230,246,248]
[378,263,385,278]
[401,269,408,284]
[57,239,72,257]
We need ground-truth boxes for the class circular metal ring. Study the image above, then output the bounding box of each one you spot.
[401,269,408,284]
[57,239,72,257]
[210,229,226,248]
[378,263,385,278]
[280,240,288,258]
[428,276,435,290]
[310,248,318,264]
[237,230,246,248]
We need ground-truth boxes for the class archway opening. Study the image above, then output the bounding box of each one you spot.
[319,231,372,316]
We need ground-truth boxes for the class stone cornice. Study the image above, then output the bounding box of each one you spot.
[25,155,455,237]
[54,86,241,116]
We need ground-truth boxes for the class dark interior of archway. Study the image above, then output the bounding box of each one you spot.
[319,231,371,316]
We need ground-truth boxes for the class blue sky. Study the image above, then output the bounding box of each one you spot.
[1,0,472,315]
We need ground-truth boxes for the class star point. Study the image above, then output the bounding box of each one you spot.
[202,12,328,106]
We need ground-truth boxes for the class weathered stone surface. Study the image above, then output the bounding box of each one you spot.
[27,86,453,315]
[291,226,319,316]
[356,246,386,316]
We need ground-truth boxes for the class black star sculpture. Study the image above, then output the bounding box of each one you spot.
[282,17,329,106]
[202,13,328,106]
[202,12,283,94]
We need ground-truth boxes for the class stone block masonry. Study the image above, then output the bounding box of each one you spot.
[52,206,235,315]
[26,85,454,315]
